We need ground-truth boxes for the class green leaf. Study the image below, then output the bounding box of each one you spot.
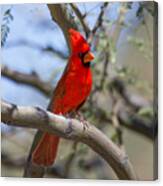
[1,8,14,47]
[137,107,153,118]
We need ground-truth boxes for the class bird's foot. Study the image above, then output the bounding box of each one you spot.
[75,111,89,131]
[64,113,72,118]
[82,120,89,131]
[65,119,73,136]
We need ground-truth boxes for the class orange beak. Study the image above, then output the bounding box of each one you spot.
[83,52,94,63]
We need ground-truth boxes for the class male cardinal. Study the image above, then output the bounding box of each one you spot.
[32,28,94,166]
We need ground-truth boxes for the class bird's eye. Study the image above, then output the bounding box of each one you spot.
[78,52,83,58]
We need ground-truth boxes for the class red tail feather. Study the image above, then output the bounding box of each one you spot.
[32,133,59,166]
[31,29,93,167]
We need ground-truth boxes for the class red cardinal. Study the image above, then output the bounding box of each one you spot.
[32,29,94,166]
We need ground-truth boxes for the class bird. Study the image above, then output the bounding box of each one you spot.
[32,28,94,166]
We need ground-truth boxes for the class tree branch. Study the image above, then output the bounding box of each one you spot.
[92,2,108,35]
[118,108,156,139]
[1,152,65,178]
[21,4,79,178]
[63,141,78,177]
[70,3,90,38]
[5,39,68,60]
[1,100,137,180]
[87,2,108,44]
[2,65,154,139]
[1,65,53,96]
[85,101,155,140]
[110,77,151,110]
[47,4,77,51]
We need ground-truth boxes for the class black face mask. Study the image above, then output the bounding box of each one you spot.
[78,52,91,68]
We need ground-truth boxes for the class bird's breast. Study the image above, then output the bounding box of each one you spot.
[50,66,92,114]
[64,68,92,110]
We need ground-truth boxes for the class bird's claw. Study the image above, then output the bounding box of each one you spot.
[75,112,89,131]
[82,120,89,131]
[65,119,73,136]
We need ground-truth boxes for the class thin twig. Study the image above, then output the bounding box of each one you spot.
[111,99,125,150]
[99,48,110,90]
[70,3,90,38]
[92,2,108,35]
[87,2,108,44]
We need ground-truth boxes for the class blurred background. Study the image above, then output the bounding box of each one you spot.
[1,1,157,180]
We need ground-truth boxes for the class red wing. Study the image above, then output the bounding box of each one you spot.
[47,75,67,113]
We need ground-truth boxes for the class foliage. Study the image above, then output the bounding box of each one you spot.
[1,2,156,179]
[1,9,13,47]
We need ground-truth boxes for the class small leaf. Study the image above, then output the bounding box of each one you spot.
[138,107,153,118]
[1,8,13,47]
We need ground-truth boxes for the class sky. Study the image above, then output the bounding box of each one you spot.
[1,2,141,130]
[1,3,120,105]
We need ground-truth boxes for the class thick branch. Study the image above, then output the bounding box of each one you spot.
[2,65,154,139]
[1,100,137,180]
[47,4,77,51]
[1,65,53,96]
